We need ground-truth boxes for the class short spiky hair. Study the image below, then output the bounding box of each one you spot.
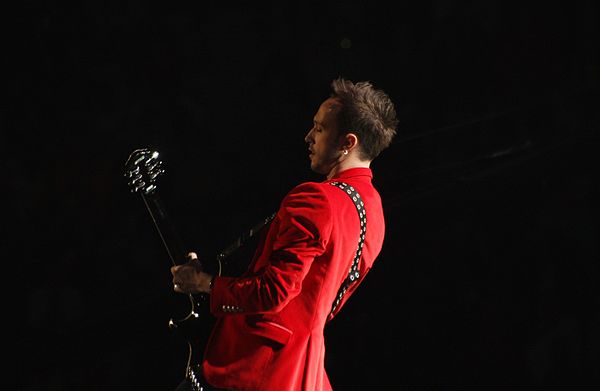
[330,78,398,160]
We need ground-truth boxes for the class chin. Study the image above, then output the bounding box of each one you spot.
[310,164,327,176]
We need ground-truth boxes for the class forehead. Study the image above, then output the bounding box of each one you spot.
[314,98,342,124]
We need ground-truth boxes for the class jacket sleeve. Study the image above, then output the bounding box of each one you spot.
[209,182,333,315]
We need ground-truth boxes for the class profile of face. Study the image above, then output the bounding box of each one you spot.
[305,98,345,176]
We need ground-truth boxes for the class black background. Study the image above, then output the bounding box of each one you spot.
[9,1,599,390]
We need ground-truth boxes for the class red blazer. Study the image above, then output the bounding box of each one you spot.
[203,168,386,390]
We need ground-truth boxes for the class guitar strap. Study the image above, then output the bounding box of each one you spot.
[216,212,277,262]
[328,181,367,316]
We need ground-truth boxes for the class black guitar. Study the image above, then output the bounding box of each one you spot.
[124,148,217,385]
[124,148,274,389]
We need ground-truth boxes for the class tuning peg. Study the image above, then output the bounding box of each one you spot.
[149,169,164,181]
[144,184,157,194]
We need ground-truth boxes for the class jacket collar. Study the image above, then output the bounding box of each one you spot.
[328,167,373,181]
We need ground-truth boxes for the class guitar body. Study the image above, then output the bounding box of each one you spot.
[169,293,216,388]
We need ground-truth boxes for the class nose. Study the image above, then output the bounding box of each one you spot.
[305,128,314,144]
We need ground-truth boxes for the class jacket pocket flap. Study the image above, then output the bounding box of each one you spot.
[246,320,293,346]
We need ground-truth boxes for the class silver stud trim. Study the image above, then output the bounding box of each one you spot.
[328,181,367,315]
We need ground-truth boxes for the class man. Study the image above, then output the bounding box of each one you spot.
[171,78,398,390]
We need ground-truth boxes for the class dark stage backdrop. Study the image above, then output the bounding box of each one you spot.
[9,1,599,390]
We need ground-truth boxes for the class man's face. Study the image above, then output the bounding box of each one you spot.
[305,98,344,176]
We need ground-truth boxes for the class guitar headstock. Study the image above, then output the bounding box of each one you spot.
[124,148,165,195]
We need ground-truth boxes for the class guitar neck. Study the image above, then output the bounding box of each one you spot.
[140,191,187,266]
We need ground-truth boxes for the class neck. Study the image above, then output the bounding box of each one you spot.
[326,157,371,180]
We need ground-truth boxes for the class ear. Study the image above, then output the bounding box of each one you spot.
[341,132,359,151]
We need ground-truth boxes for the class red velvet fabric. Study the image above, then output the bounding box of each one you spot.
[203,168,386,390]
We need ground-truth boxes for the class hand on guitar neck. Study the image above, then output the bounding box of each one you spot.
[171,252,215,295]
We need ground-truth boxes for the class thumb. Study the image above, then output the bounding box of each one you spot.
[186,251,202,272]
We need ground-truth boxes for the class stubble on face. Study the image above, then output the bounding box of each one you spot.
[308,98,344,176]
